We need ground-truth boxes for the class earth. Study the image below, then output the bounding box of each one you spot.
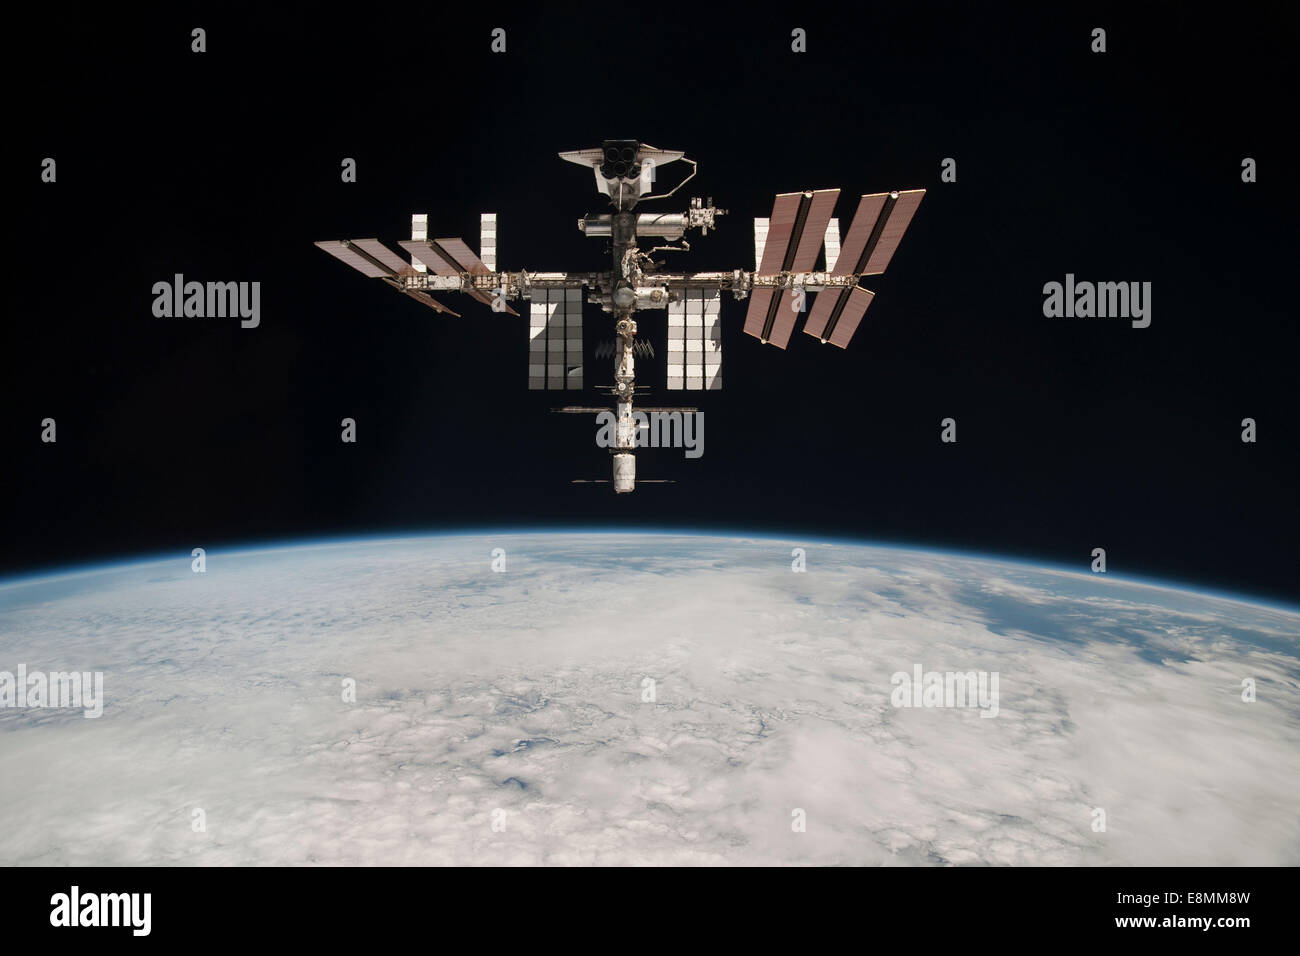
[0,532,1296,866]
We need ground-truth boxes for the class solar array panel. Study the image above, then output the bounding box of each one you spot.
[685,293,704,389]
[835,194,888,276]
[314,240,392,278]
[745,189,840,347]
[802,287,840,341]
[804,285,875,348]
[565,290,583,388]
[398,239,458,275]
[529,288,583,390]
[763,291,792,349]
[828,286,875,348]
[742,287,809,349]
[758,192,804,274]
[704,290,722,390]
[466,287,496,308]
[667,289,721,389]
[437,237,491,275]
[742,287,776,344]
[787,189,840,271]
[320,180,922,376]
[403,290,459,317]
[835,190,925,276]
[667,294,685,390]
[861,189,924,275]
[349,239,409,275]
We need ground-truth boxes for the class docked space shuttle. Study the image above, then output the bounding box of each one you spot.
[316,140,925,491]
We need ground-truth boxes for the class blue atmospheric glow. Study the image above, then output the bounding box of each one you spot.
[1,527,1297,615]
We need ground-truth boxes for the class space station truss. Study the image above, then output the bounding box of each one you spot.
[317,188,924,368]
[529,287,584,390]
[315,141,929,494]
[666,288,721,390]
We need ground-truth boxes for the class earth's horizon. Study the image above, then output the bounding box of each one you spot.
[1,532,1296,865]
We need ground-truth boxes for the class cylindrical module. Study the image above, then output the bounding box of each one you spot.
[578,215,613,237]
[612,318,637,492]
[635,212,687,238]
[614,401,636,450]
[612,453,636,493]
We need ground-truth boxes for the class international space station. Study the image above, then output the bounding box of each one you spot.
[316,140,924,492]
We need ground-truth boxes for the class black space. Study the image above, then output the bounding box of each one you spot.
[6,3,1297,603]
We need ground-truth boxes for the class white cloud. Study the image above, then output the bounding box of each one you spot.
[0,534,1296,865]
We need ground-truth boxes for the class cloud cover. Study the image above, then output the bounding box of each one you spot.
[1,534,1296,865]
